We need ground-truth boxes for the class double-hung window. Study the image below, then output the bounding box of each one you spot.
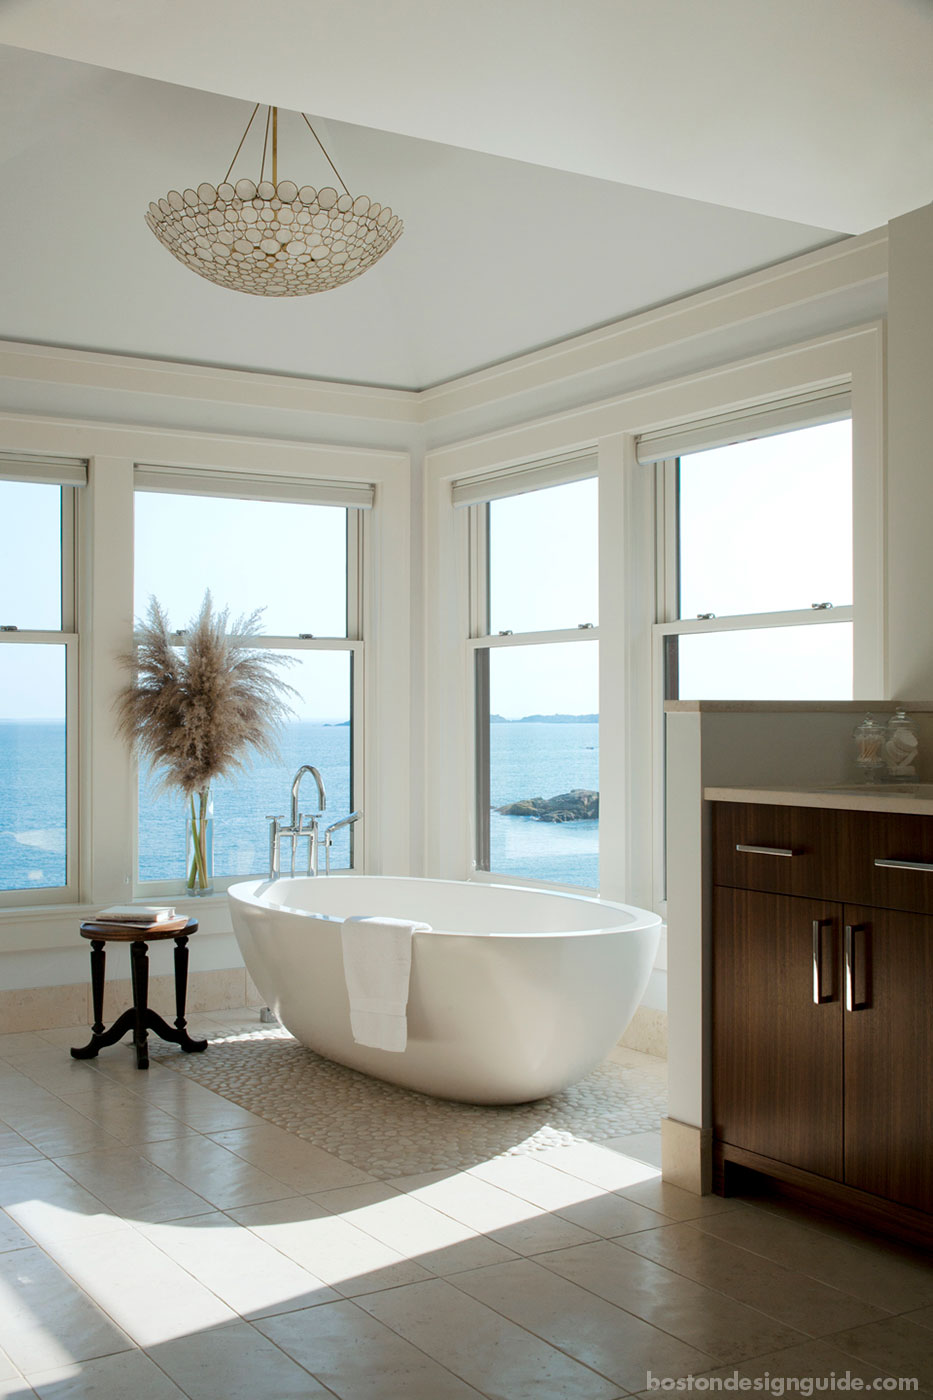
[648,394,854,704]
[133,466,367,892]
[457,455,599,890]
[0,454,84,904]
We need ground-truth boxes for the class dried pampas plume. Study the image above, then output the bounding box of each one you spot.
[115,592,295,796]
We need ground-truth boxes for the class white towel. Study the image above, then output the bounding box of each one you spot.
[340,915,430,1052]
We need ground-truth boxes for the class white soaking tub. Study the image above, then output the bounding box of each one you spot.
[228,875,661,1104]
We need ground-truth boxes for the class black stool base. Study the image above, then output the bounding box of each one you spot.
[71,1009,208,1070]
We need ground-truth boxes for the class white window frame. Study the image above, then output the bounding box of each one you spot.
[131,472,367,897]
[464,463,600,893]
[0,458,85,907]
[648,398,855,910]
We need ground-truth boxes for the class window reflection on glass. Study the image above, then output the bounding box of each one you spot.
[135,492,348,637]
[674,622,853,701]
[486,641,598,889]
[0,481,62,630]
[138,650,353,881]
[0,645,67,890]
[489,478,598,634]
[678,420,852,620]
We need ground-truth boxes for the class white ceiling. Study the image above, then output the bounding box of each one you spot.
[0,1,929,391]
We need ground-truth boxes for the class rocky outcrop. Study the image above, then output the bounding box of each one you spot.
[497,789,599,822]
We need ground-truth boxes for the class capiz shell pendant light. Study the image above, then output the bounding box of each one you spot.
[145,104,403,297]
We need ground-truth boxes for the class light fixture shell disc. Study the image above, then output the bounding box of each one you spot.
[145,181,403,296]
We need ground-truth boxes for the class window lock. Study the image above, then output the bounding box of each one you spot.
[696,613,716,620]
[811,602,833,610]
[0,624,18,631]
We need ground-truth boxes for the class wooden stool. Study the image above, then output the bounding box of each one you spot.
[71,918,208,1070]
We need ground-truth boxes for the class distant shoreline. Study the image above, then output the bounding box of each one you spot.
[490,713,597,724]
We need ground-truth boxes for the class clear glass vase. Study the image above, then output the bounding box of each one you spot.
[185,787,214,896]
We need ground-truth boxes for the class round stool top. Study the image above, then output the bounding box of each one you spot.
[80,917,199,942]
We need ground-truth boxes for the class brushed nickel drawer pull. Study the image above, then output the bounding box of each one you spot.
[873,858,933,872]
[812,919,833,1004]
[845,923,869,1012]
[735,844,795,858]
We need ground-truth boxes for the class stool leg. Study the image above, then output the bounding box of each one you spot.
[89,940,106,1036]
[130,939,150,1069]
[173,935,190,1033]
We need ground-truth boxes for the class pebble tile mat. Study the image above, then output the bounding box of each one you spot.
[154,1023,667,1178]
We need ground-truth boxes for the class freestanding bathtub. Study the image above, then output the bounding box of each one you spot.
[228,875,661,1104]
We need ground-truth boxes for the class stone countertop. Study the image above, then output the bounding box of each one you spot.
[705,784,933,815]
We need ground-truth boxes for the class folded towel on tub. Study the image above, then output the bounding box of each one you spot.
[340,915,431,1052]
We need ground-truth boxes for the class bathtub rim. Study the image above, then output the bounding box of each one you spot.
[227,873,662,939]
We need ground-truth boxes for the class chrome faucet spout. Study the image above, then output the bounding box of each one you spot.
[290,765,326,827]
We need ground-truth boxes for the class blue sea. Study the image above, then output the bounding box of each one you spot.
[0,719,599,892]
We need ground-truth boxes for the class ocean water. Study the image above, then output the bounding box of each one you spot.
[0,719,599,892]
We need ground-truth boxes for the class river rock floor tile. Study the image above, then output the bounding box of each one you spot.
[152,1021,667,1179]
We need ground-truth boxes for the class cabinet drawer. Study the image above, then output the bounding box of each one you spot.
[840,810,933,915]
[712,803,840,899]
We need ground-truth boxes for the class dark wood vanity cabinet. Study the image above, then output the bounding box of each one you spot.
[712,801,933,1231]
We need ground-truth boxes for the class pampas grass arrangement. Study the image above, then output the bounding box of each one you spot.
[116,592,294,893]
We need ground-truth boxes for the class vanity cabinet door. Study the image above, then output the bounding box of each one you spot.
[713,886,843,1179]
[843,904,933,1214]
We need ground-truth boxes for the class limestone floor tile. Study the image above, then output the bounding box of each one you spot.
[0,1094,124,1159]
[356,1276,623,1400]
[386,1169,602,1256]
[0,1159,123,1245]
[601,1131,663,1167]
[256,1297,489,1400]
[534,1237,807,1363]
[230,1195,435,1296]
[0,1245,133,1375]
[614,1178,739,1221]
[450,1255,715,1392]
[468,1153,629,1213]
[36,1025,100,1050]
[28,1349,189,1400]
[908,1305,933,1331]
[308,1181,520,1276]
[54,1147,213,1223]
[0,1380,36,1399]
[693,1202,933,1312]
[0,1211,31,1254]
[706,1337,922,1387]
[61,1089,198,1147]
[621,1220,891,1336]
[7,1049,109,1097]
[552,1190,673,1239]
[207,1124,375,1192]
[829,1316,933,1386]
[0,1129,45,1170]
[0,1034,52,1060]
[37,1226,237,1348]
[0,1346,19,1381]
[147,1321,332,1400]
[139,1135,296,1210]
[537,1140,663,1192]
[138,1211,340,1318]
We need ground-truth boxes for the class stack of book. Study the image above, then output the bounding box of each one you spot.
[92,905,190,932]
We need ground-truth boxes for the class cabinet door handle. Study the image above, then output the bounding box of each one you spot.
[873,858,933,872]
[812,919,833,1004]
[735,844,795,858]
[844,923,870,1011]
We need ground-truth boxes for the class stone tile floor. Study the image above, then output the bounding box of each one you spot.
[0,1009,931,1399]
